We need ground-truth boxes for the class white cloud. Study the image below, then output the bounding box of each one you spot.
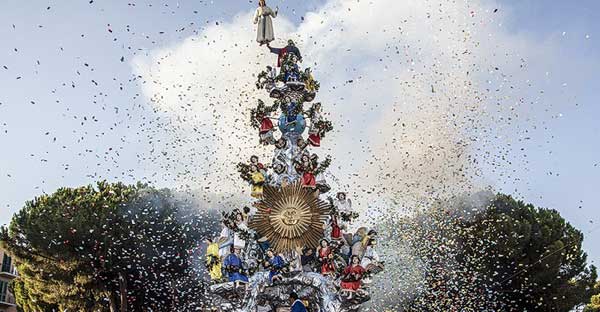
[130,0,556,215]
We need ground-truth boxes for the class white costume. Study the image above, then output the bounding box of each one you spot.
[253,5,277,44]
[218,226,233,257]
[234,221,248,250]
[335,198,352,214]
[360,246,380,268]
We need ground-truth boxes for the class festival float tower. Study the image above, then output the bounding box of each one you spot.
[205,10,384,311]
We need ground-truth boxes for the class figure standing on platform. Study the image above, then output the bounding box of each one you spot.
[361,238,385,277]
[233,211,248,250]
[205,238,222,281]
[317,239,335,276]
[218,220,234,257]
[268,39,302,67]
[251,100,278,145]
[340,255,366,299]
[250,164,266,198]
[295,153,316,188]
[300,247,317,272]
[265,249,285,282]
[253,0,278,45]
[223,246,249,286]
[250,155,267,176]
[330,214,342,241]
[307,103,323,147]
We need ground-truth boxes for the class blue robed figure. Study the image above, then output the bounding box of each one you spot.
[291,300,307,312]
[289,292,307,312]
[269,256,285,281]
[266,249,285,281]
[223,250,249,283]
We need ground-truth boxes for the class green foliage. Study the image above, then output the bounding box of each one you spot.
[1,181,208,311]
[461,194,597,312]
[584,282,600,312]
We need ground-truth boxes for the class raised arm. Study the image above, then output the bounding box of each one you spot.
[269,46,281,55]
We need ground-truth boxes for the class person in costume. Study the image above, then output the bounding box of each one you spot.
[330,214,342,241]
[303,68,318,93]
[218,220,234,257]
[289,292,308,312]
[311,153,331,194]
[335,192,352,215]
[335,192,357,224]
[265,249,285,282]
[300,247,318,272]
[316,239,335,276]
[268,39,302,67]
[295,153,316,188]
[296,137,309,155]
[242,206,252,222]
[233,210,248,251]
[223,246,249,286]
[257,111,275,145]
[250,164,266,198]
[351,227,369,258]
[204,238,222,282]
[286,100,300,123]
[307,103,323,147]
[273,137,288,163]
[360,238,385,276]
[253,0,278,45]
[250,155,267,176]
[340,255,366,299]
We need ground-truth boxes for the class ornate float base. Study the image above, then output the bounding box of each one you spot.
[208,272,371,312]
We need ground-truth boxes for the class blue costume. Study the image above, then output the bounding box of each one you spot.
[278,114,306,134]
[287,102,298,122]
[223,253,248,283]
[268,255,285,281]
[291,299,307,312]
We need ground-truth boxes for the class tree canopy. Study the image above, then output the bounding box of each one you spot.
[1,181,215,311]
[460,194,597,311]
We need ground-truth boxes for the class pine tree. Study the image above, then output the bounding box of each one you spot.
[1,181,208,311]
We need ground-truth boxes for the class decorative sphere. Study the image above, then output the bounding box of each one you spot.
[278,114,306,134]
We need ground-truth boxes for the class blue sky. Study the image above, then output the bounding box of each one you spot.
[1,0,599,267]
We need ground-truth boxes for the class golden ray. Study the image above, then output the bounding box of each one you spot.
[248,182,331,253]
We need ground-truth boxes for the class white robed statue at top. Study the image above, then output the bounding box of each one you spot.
[253,0,278,45]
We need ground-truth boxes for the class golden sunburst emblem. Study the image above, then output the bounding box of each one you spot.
[249,182,331,253]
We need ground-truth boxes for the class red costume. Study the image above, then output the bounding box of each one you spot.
[330,216,342,240]
[318,246,335,275]
[340,264,365,291]
[308,133,321,147]
[302,172,316,188]
[259,116,274,134]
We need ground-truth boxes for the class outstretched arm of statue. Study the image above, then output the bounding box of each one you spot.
[269,46,282,55]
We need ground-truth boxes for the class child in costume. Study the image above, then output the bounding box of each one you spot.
[265,249,285,282]
[295,153,316,188]
[340,255,366,299]
[316,239,335,276]
[250,164,266,198]
[307,103,323,147]
[205,238,222,281]
[223,247,249,286]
